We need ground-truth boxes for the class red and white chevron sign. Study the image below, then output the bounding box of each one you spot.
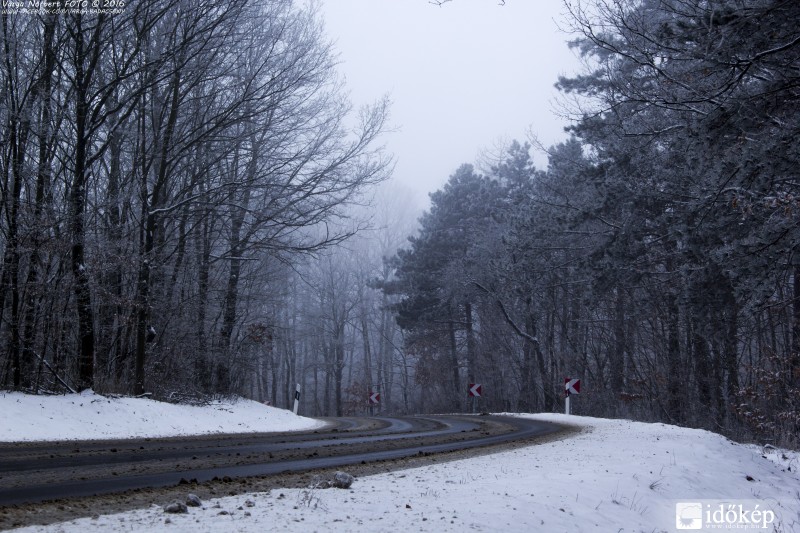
[369,392,380,404]
[468,383,482,398]
[565,378,581,396]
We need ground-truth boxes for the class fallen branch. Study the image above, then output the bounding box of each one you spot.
[32,352,76,394]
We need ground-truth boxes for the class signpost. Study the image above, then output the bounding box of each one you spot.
[468,383,482,414]
[292,383,301,415]
[369,391,380,405]
[564,377,580,415]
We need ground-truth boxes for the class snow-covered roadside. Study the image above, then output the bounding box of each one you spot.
[11,413,800,533]
[0,390,324,441]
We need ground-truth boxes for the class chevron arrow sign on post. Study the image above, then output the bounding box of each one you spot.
[369,392,380,404]
[565,378,580,396]
[564,377,580,415]
[468,383,482,398]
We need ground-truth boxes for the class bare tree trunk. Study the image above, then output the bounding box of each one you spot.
[134,66,180,396]
[98,93,123,383]
[517,297,537,412]
[722,281,739,405]
[665,291,683,424]
[791,263,800,390]
[530,312,556,412]
[70,13,107,392]
[447,307,461,411]
[323,342,332,416]
[5,114,26,388]
[465,302,476,385]
[693,325,712,412]
[20,15,59,390]
[610,288,626,402]
[220,139,255,362]
[334,321,345,417]
[378,298,392,408]
[195,191,213,390]
[360,314,373,395]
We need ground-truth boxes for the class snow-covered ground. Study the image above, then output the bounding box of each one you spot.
[0,390,324,441]
[2,392,799,532]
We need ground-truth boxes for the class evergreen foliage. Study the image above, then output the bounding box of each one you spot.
[386,0,800,446]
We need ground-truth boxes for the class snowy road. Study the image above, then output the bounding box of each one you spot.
[2,394,797,532]
[0,415,561,508]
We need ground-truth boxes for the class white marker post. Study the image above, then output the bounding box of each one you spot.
[292,383,301,415]
[565,393,571,415]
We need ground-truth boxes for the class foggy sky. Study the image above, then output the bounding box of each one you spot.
[319,0,582,201]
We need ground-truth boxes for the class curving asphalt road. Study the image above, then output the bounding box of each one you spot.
[0,415,562,508]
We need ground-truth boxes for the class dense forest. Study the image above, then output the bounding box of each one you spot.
[1,0,798,447]
[0,0,392,401]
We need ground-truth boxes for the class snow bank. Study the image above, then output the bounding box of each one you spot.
[0,390,324,441]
